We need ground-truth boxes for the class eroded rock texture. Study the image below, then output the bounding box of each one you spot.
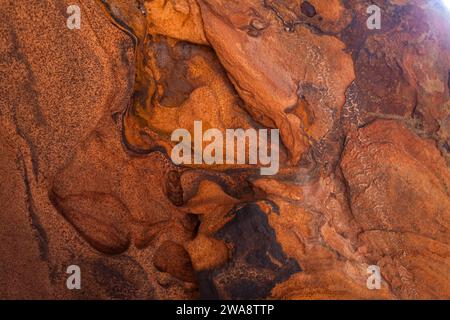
[0,0,449,299]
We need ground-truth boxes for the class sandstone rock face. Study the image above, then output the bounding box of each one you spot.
[0,0,449,299]
[197,0,355,163]
[341,120,450,298]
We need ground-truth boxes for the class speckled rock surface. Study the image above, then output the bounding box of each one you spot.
[0,0,449,299]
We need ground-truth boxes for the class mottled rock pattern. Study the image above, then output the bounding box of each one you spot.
[0,0,449,300]
[197,203,301,300]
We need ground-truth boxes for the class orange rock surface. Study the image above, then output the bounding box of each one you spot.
[0,0,449,299]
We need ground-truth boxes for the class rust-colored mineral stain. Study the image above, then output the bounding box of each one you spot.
[0,0,449,300]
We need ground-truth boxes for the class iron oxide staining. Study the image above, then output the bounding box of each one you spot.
[49,192,131,255]
[1,0,450,299]
[89,0,450,300]
[197,203,301,300]
[166,170,185,206]
[153,241,197,283]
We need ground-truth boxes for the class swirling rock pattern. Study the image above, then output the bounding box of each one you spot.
[0,0,449,299]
